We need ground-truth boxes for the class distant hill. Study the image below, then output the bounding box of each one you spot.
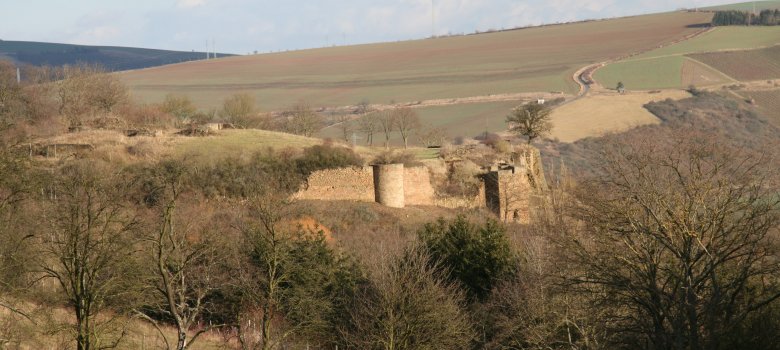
[0,40,234,71]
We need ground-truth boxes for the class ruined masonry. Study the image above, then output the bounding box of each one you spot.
[294,147,547,223]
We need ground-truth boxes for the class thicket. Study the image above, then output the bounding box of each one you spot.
[712,9,780,26]
[192,143,363,199]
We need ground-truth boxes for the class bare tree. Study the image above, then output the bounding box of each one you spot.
[160,93,197,121]
[221,93,257,127]
[40,161,138,350]
[358,113,378,146]
[334,114,354,143]
[376,110,395,149]
[568,131,780,348]
[417,126,446,148]
[342,247,473,350]
[57,64,128,125]
[138,161,228,350]
[285,102,322,137]
[233,174,357,350]
[392,107,420,149]
[89,72,128,114]
[235,189,295,350]
[355,99,371,115]
[506,102,552,144]
[0,146,35,326]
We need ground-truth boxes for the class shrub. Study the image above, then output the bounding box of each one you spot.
[440,160,482,197]
[418,216,517,301]
[371,150,421,167]
[295,143,364,176]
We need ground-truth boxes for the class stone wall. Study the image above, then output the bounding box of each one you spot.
[403,166,435,206]
[484,165,533,224]
[294,167,374,202]
[294,166,435,206]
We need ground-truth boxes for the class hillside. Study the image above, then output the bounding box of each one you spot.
[703,0,780,11]
[594,26,780,90]
[0,40,231,71]
[119,11,712,111]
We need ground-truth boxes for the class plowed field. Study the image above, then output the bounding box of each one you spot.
[689,45,780,81]
[746,89,780,127]
[120,11,711,110]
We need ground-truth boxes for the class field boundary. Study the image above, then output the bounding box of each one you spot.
[683,56,739,84]
[582,26,715,90]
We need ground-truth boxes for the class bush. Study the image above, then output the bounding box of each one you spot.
[120,103,176,129]
[418,216,517,301]
[295,143,364,176]
[371,150,421,167]
[440,160,482,197]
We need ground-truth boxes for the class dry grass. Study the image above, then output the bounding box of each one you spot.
[0,300,228,349]
[549,90,691,143]
[33,129,175,164]
[29,128,441,166]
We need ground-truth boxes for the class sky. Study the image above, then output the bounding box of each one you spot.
[0,0,740,54]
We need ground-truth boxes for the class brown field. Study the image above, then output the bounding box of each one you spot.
[688,45,780,81]
[120,12,711,111]
[549,90,691,143]
[681,58,733,86]
[744,89,780,127]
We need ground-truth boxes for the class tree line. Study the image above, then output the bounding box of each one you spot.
[712,9,780,26]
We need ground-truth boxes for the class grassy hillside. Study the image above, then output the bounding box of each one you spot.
[703,0,780,11]
[0,40,230,71]
[632,26,780,59]
[595,56,732,89]
[120,11,712,110]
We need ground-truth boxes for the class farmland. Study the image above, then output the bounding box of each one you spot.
[595,26,780,90]
[319,100,525,146]
[744,89,780,127]
[547,90,691,142]
[689,45,780,81]
[120,11,711,111]
[631,26,780,60]
[594,55,732,90]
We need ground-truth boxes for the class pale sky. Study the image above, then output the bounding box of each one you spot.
[1,0,737,54]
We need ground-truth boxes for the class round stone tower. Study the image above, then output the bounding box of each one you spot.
[372,163,405,208]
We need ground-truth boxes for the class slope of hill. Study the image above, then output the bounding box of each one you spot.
[594,26,780,89]
[703,0,780,11]
[120,11,712,110]
[689,45,780,80]
[0,40,231,71]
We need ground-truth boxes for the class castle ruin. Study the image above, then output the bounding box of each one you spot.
[294,147,547,223]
